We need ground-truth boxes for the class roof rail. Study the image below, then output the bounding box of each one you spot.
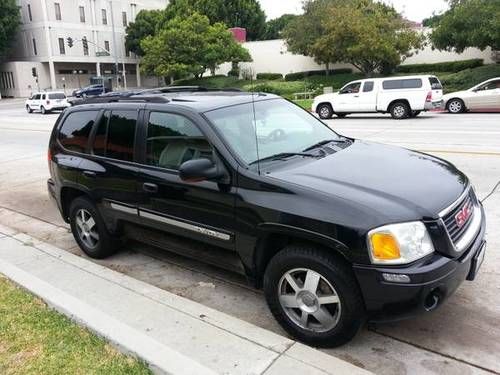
[138,86,242,94]
[70,95,170,106]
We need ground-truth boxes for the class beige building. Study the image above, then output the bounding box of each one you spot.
[1,0,167,97]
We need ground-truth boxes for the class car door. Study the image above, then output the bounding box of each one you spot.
[467,79,500,110]
[78,108,141,224]
[356,81,377,111]
[135,108,236,251]
[31,93,41,110]
[335,81,363,112]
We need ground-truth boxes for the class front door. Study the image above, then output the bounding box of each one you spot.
[467,79,500,110]
[135,109,236,251]
[335,81,362,112]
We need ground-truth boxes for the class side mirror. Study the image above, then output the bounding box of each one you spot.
[179,158,225,183]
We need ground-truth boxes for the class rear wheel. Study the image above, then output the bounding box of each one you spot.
[447,98,465,114]
[389,101,410,119]
[264,245,365,347]
[317,103,333,119]
[69,197,120,259]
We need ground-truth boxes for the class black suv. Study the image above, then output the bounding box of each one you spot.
[48,91,486,347]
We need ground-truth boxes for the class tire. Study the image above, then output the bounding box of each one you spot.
[446,98,465,114]
[336,113,347,118]
[26,105,33,113]
[389,101,410,119]
[410,110,421,118]
[317,103,333,119]
[263,244,365,347]
[40,106,47,115]
[69,196,120,259]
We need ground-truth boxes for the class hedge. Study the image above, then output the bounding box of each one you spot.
[256,73,283,80]
[285,68,353,81]
[395,59,484,74]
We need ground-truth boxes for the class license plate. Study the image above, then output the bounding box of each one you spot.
[468,242,486,281]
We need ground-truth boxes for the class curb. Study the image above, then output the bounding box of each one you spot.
[0,225,371,375]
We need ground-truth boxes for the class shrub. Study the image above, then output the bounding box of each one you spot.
[227,69,239,77]
[396,59,483,73]
[256,73,283,80]
[438,64,500,93]
[243,81,315,96]
[285,68,353,81]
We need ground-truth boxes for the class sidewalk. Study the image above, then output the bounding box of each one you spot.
[0,223,371,375]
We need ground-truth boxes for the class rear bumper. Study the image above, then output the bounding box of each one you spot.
[424,100,444,110]
[354,206,486,322]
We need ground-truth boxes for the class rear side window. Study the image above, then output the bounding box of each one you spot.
[58,110,98,153]
[382,79,422,90]
[91,110,138,162]
[49,93,66,99]
[429,77,442,90]
[363,81,374,92]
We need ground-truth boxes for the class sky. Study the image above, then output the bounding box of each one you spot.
[258,0,450,22]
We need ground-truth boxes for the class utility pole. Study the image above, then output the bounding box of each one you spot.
[109,0,120,90]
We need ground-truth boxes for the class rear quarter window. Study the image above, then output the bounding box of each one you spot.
[58,110,99,153]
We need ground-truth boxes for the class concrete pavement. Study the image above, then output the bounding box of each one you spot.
[0,108,499,374]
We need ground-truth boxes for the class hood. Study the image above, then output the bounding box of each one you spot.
[268,141,468,225]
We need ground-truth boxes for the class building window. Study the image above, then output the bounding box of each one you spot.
[102,9,107,25]
[54,3,61,21]
[104,41,110,52]
[83,37,89,56]
[27,4,33,21]
[58,38,65,55]
[33,38,37,55]
[122,11,127,27]
[79,6,85,22]
[130,3,137,21]
[125,45,130,57]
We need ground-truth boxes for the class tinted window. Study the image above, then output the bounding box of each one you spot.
[92,110,109,156]
[106,111,137,161]
[146,112,211,170]
[363,81,374,92]
[58,111,98,153]
[478,80,500,91]
[383,79,422,90]
[33,94,41,100]
[429,77,442,90]
[49,93,66,99]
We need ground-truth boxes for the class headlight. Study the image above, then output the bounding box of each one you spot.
[367,221,434,265]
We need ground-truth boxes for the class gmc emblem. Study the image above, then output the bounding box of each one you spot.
[455,203,472,228]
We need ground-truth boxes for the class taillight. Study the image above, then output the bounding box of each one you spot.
[425,91,432,102]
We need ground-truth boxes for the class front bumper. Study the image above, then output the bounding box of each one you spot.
[353,207,486,322]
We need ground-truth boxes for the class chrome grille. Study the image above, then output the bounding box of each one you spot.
[441,188,480,251]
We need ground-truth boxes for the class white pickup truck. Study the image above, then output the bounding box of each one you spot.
[312,75,444,119]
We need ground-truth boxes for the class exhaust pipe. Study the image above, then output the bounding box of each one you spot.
[424,289,441,312]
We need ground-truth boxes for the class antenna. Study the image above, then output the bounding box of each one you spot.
[249,67,261,174]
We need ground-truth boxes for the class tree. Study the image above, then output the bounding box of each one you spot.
[125,9,166,56]
[284,0,424,76]
[140,13,251,82]
[262,14,297,40]
[430,0,500,53]
[164,0,266,40]
[0,0,21,57]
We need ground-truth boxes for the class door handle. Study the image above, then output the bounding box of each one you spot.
[142,182,158,193]
[354,95,359,98]
[82,170,96,178]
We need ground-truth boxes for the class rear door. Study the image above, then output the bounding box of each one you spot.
[355,81,377,111]
[78,107,141,224]
[135,108,236,250]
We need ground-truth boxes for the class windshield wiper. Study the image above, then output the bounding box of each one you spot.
[302,138,348,153]
[249,152,316,166]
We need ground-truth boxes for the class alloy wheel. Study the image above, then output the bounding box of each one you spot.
[278,268,341,333]
[393,105,406,118]
[448,100,463,113]
[75,208,99,249]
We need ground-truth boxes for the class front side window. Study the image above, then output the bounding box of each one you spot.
[105,110,137,161]
[477,80,500,91]
[146,112,211,170]
[58,111,98,153]
[54,2,61,20]
[206,99,341,165]
[340,82,361,94]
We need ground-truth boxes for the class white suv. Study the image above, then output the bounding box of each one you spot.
[26,91,70,114]
[312,75,443,119]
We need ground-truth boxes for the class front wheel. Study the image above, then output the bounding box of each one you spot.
[447,98,465,114]
[26,105,33,113]
[389,102,410,119]
[317,103,333,119]
[264,245,365,347]
[69,197,120,259]
[40,106,47,115]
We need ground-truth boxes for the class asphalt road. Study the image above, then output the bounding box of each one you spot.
[0,100,499,375]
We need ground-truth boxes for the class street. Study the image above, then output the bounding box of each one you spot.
[0,100,499,375]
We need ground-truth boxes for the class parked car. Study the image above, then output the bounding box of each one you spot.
[25,91,70,114]
[443,77,500,113]
[72,84,110,98]
[312,75,444,119]
[47,91,486,347]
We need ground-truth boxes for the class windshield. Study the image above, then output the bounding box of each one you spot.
[205,98,341,165]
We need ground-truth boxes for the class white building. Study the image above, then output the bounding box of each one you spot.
[0,0,167,97]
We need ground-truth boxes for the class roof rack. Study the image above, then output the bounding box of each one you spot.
[70,95,170,106]
[138,86,242,94]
